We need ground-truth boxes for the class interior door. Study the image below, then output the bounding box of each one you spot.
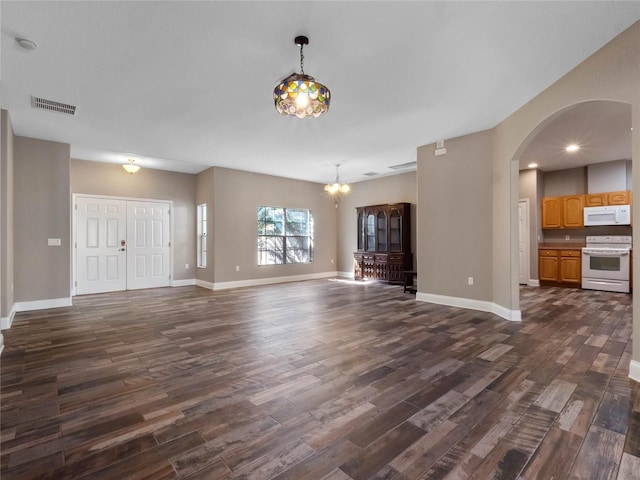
[126,200,171,290]
[76,197,127,294]
[518,199,530,285]
[76,197,171,294]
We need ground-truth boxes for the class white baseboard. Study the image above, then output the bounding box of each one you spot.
[205,271,338,291]
[0,306,16,330]
[528,279,540,287]
[195,279,215,290]
[629,360,640,383]
[15,297,72,313]
[0,333,3,355]
[338,271,354,278]
[172,278,196,287]
[416,292,521,322]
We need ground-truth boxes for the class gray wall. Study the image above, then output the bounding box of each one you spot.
[417,130,493,300]
[588,159,629,193]
[491,22,639,358]
[202,166,337,284]
[1,110,15,318]
[336,172,416,275]
[14,137,71,302]
[543,167,587,197]
[70,159,197,281]
[195,167,215,284]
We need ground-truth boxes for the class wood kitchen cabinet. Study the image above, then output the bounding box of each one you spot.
[582,190,631,207]
[607,190,631,205]
[541,194,584,229]
[539,248,582,286]
[559,250,581,284]
[542,191,631,229]
[354,203,412,284]
[541,197,563,229]
[585,193,606,207]
[562,195,584,228]
[539,249,559,282]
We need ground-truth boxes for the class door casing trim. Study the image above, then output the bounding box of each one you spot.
[72,193,174,296]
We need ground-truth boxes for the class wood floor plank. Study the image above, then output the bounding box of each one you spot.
[569,425,625,480]
[0,282,638,479]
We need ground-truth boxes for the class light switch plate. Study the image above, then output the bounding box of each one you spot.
[48,238,61,246]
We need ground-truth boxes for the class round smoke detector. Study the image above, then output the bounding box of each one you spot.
[16,37,38,51]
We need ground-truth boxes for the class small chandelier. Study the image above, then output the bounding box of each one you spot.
[122,158,140,174]
[273,35,330,119]
[324,164,350,194]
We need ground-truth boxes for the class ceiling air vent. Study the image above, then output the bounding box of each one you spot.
[32,96,77,116]
[362,171,378,177]
[389,161,417,171]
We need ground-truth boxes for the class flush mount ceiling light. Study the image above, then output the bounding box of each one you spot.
[324,164,350,194]
[566,144,580,152]
[122,158,140,174]
[528,163,538,168]
[273,35,330,119]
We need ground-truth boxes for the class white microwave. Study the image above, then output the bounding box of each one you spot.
[583,205,631,226]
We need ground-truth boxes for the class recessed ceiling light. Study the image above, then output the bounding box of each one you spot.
[528,163,538,168]
[15,37,38,51]
[566,144,579,152]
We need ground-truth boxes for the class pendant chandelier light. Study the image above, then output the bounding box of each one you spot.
[324,164,350,194]
[273,35,330,119]
[122,158,140,174]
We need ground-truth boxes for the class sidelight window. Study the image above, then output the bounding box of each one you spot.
[197,204,207,267]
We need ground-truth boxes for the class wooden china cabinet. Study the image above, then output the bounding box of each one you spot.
[353,203,412,284]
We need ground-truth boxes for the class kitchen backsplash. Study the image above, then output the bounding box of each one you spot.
[542,225,632,244]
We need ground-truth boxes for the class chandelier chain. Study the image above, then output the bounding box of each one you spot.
[299,43,305,75]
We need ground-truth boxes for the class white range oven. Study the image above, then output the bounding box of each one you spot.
[582,235,632,293]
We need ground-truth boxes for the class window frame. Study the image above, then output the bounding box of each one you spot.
[197,203,207,268]
[257,206,314,266]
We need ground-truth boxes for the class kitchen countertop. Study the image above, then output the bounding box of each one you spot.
[538,243,585,250]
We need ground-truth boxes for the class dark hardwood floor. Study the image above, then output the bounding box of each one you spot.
[1,280,639,479]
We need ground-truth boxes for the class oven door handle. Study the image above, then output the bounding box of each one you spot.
[582,251,629,256]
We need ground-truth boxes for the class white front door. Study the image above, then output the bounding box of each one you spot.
[518,199,530,285]
[76,197,128,294]
[75,196,171,294]
[126,200,171,290]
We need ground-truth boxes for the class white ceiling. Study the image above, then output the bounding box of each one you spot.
[2,2,639,185]
[519,100,633,172]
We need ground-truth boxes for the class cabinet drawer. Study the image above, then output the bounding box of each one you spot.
[539,250,558,257]
[560,250,581,257]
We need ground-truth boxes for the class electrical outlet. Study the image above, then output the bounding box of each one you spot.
[565,235,570,240]
[331,259,334,264]
[468,277,474,286]
[236,265,240,272]
[185,263,189,269]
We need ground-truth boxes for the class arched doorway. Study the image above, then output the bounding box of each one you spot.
[515,100,632,298]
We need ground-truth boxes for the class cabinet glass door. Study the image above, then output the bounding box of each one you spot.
[357,212,365,251]
[390,209,401,251]
[366,213,375,251]
[377,211,387,251]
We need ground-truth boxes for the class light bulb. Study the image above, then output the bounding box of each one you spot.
[566,144,579,152]
[295,93,309,108]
